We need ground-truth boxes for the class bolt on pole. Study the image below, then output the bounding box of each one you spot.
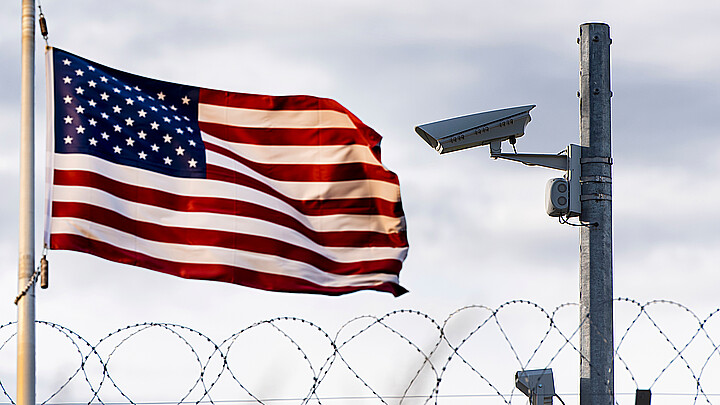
[578,23,614,405]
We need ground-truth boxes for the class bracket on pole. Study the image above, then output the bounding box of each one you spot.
[490,142,582,217]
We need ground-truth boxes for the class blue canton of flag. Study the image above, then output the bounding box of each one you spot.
[52,51,206,178]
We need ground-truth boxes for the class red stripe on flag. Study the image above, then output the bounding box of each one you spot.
[201,89,354,112]
[50,234,408,296]
[54,169,405,219]
[199,122,375,147]
[52,202,403,276]
[198,89,383,146]
[206,165,404,217]
[203,142,399,183]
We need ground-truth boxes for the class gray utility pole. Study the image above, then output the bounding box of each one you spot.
[414,22,615,403]
[578,23,614,405]
[18,1,37,405]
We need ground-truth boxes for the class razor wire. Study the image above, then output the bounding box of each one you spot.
[0,298,718,404]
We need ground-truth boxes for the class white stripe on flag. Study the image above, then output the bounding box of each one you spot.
[51,185,407,263]
[52,154,405,233]
[51,217,400,288]
[198,103,357,129]
[207,149,401,201]
[54,153,402,203]
[201,132,382,165]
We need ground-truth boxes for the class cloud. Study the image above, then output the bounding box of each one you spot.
[2,0,720,400]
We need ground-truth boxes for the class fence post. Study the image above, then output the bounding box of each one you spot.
[578,22,614,405]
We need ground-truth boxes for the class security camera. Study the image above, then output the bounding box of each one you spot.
[414,106,582,219]
[546,178,570,217]
[415,105,535,154]
[515,368,555,405]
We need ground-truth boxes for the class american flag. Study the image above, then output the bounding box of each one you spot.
[45,47,408,296]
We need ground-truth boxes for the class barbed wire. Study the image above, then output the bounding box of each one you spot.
[1,298,718,404]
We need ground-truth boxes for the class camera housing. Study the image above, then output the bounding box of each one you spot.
[414,106,581,218]
[546,178,569,217]
[515,368,555,405]
[415,105,535,154]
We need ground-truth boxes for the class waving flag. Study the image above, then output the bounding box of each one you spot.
[45,47,408,296]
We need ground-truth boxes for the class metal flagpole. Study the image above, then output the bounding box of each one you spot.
[578,22,614,405]
[18,0,37,404]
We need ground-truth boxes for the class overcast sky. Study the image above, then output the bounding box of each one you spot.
[1,1,719,403]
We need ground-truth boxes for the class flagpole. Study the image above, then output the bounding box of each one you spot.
[18,0,36,404]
